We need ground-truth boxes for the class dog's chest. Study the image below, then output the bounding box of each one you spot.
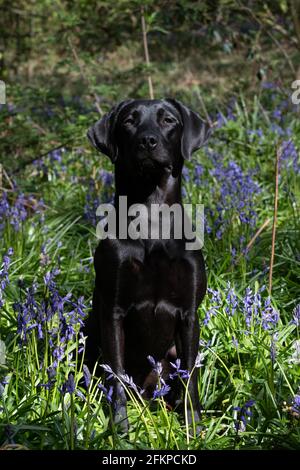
[121,240,193,315]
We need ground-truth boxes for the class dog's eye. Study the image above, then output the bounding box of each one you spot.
[163,117,175,124]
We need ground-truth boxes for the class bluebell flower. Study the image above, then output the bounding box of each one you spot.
[169,358,190,380]
[292,305,300,327]
[272,108,282,120]
[182,167,190,182]
[225,282,238,316]
[83,364,91,388]
[153,383,170,399]
[232,336,239,349]
[261,81,277,89]
[261,298,279,331]
[119,373,141,395]
[49,148,63,163]
[47,366,57,380]
[75,389,86,401]
[243,287,255,327]
[208,160,260,238]
[234,399,255,432]
[0,248,13,306]
[281,140,299,174]
[39,380,55,390]
[61,373,75,395]
[194,164,204,184]
[100,363,114,381]
[147,355,163,376]
[98,383,113,403]
[44,268,60,289]
[291,395,300,416]
[52,345,65,366]
[99,170,114,187]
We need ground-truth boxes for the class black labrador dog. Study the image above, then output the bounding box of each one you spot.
[85,98,210,431]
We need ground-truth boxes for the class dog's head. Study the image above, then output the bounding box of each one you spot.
[87,99,211,176]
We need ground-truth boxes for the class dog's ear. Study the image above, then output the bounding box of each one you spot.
[166,99,211,160]
[87,99,133,162]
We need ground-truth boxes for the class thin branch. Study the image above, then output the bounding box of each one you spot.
[2,167,14,189]
[141,7,154,99]
[269,146,281,294]
[235,218,271,265]
[194,87,213,127]
[13,141,72,174]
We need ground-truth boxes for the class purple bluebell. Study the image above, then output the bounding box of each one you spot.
[234,399,255,432]
[225,282,238,316]
[98,383,113,403]
[100,363,114,381]
[292,305,300,327]
[83,364,91,388]
[208,160,260,238]
[272,108,282,120]
[61,373,75,395]
[75,390,86,401]
[194,164,204,185]
[0,248,13,304]
[232,336,239,349]
[169,358,190,380]
[291,395,300,416]
[243,287,255,328]
[153,383,171,399]
[49,148,63,163]
[281,140,299,174]
[119,373,142,395]
[261,81,277,89]
[261,298,279,331]
[147,355,163,376]
[182,167,190,182]
[99,170,114,187]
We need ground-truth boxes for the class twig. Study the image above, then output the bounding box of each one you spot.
[67,38,103,115]
[269,146,281,294]
[2,167,14,189]
[141,7,154,99]
[13,141,72,174]
[235,218,271,265]
[194,87,213,127]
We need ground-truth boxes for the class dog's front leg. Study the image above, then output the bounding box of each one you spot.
[101,312,128,433]
[178,314,202,431]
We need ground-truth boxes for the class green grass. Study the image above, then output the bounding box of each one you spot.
[0,84,300,450]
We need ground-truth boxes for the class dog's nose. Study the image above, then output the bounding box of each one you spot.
[138,135,158,151]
